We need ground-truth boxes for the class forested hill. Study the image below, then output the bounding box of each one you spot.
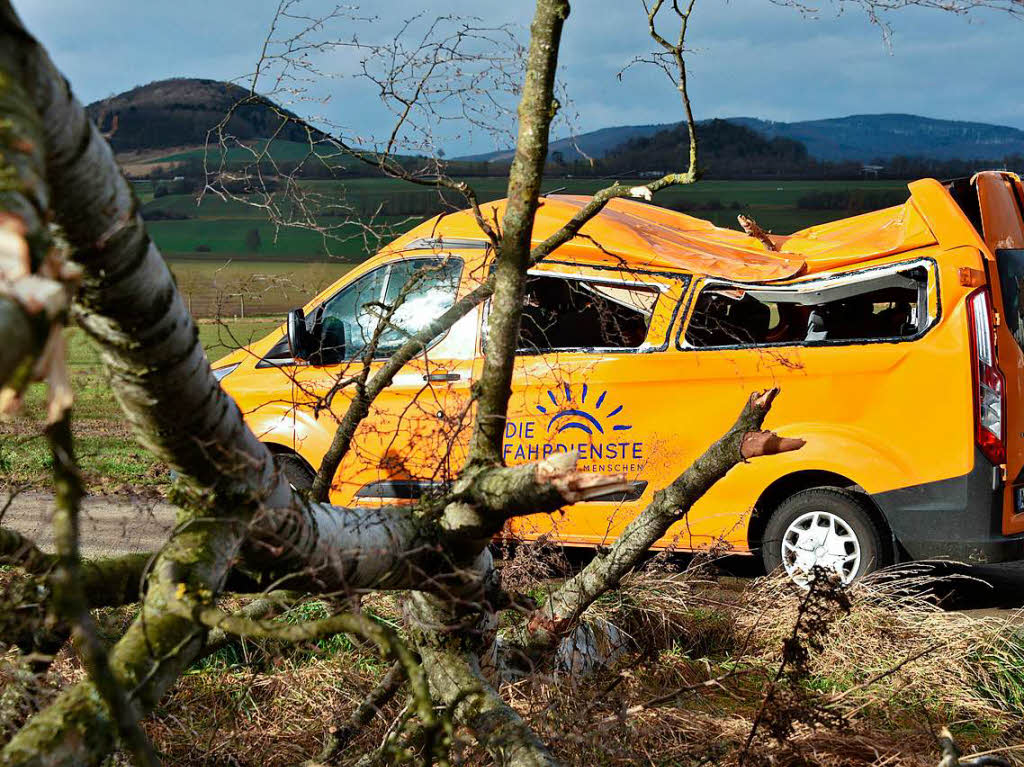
[599,120,812,175]
[84,78,316,152]
[730,114,1024,161]
[463,114,1024,167]
[458,123,676,163]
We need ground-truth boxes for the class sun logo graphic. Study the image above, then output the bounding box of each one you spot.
[535,383,632,436]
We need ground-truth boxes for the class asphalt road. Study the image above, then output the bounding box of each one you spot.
[1,490,176,558]
[4,490,1024,614]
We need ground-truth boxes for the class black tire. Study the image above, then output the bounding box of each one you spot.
[272,451,315,493]
[761,487,889,584]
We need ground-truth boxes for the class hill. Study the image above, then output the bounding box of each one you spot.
[729,114,1024,161]
[456,122,676,163]
[460,113,1024,166]
[600,119,811,176]
[85,78,316,153]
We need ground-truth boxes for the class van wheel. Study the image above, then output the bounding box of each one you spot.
[272,452,315,493]
[761,488,888,586]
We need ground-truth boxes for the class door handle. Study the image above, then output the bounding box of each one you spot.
[423,372,461,383]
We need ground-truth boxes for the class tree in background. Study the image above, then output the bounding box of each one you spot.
[243,227,262,253]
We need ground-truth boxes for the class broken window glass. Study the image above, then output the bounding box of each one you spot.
[259,258,464,367]
[318,265,388,361]
[374,258,463,356]
[996,249,1024,353]
[312,257,462,363]
[685,264,931,348]
[517,274,659,353]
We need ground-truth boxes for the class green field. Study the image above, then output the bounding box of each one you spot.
[150,139,357,166]
[148,219,367,259]
[142,177,911,259]
[0,321,280,491]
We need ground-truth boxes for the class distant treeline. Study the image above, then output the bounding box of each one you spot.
[560,120,1024,181]
[796,189,909,211]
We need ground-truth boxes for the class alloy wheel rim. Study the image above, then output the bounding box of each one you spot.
[780,510,861,586]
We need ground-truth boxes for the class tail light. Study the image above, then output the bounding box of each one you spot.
[967,288,1006,464]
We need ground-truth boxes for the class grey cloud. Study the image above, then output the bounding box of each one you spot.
[13,0,1024,156]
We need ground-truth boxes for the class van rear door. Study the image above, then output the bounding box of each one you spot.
[974,173,1024,534]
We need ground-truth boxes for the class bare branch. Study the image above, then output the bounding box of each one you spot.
[318,661,405,762]
[45,414,159,767]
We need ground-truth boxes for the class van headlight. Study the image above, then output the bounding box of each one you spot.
[212,363,240,382]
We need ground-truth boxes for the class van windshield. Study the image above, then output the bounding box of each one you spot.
[996,249,1024,352]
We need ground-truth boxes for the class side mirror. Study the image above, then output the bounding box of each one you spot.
[287,308,315,361]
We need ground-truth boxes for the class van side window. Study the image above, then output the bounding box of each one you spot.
[517,274,659,353]
[316,257,462,362]
[317,266,388,361]
[685,265,931,348]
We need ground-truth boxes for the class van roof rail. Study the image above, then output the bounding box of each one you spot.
[403,237,490,251]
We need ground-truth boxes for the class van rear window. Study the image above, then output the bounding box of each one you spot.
[685,265,931,349]
[996,249,1024,352]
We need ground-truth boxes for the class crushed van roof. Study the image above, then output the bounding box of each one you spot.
[387,186,937,284]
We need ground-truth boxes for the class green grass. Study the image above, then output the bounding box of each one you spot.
[189,597,394,675]
[971,628,1024,714]
[146,213,415,262]
[130,179,156,204]
[1,320,280,491]
[0,433,160,490]
[148,219,344,258]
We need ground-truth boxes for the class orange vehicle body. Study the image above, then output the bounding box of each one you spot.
[215,172,1024,566]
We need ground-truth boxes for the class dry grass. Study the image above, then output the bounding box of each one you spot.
[742,566,1024,728]
[496,554,1024,766]
[3,557,1023,766]
[148,660,391,765]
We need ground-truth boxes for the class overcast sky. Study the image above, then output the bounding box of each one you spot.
[14,0,1024,154]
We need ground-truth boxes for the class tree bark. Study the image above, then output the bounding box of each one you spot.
[466,0,570,467]
[0,17,52,397]
[410,591,562,767]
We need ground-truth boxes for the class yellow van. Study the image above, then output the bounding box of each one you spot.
[214,171,1024,584]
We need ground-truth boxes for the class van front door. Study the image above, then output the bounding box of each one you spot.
[293,256,477,504]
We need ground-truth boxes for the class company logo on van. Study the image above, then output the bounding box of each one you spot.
[535,384,633,435]
[502,383,643,475]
